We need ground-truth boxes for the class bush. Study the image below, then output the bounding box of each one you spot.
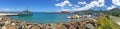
[97,15,120,29]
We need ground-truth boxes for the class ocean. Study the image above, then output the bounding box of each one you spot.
[10,12,79,24]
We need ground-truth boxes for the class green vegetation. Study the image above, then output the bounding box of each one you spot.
[105,8,120,17]
[75,8,120,17]
[75,9,99,15]
[74,8,120,29]
[97,15,120,29]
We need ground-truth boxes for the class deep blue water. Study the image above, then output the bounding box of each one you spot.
[10,12,77,24]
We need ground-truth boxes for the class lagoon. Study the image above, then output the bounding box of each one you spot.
[10,12,76,24]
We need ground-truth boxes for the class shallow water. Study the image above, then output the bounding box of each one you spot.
[10,12,77,24]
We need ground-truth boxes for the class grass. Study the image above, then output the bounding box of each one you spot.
[118,16,120,18]
[97,15,120,29]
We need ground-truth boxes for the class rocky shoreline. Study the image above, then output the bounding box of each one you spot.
[0,16,98,29]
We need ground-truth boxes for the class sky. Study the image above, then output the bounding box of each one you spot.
[0,0,120,12]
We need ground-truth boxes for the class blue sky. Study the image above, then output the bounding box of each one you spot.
[0,0,120,12]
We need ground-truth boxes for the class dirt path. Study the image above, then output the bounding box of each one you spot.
[110,16,120,25]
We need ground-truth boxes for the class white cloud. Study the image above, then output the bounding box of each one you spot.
[107,5,116,10]
[112,0,120,6]
[0,8,10,11]
[61,8,74,12]
[78,2,87,4]
[55,0,72,7]
[55,0,105,11]
[68,4,72,6]
[55,0,73,11]
[97,0,105,7]
[61,8,71,11]
[74,0,105,11]
[74,5,80,7]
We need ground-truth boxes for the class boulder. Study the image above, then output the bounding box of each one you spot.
[45,24,53,29]
[22,23,32,29]
[56,24,67,29]
[4,20,11,25]
[6,25,17,29]
[1,26,7,29]
[30,25,41,29]
[0,22,5,26]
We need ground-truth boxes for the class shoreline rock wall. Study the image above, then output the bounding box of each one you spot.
[0,16,98,29]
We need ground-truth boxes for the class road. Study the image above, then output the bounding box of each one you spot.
[110,16,120,25]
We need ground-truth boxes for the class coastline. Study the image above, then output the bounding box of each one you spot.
[0,16,98,29]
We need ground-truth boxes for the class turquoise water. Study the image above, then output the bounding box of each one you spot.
[10,12,78,24]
